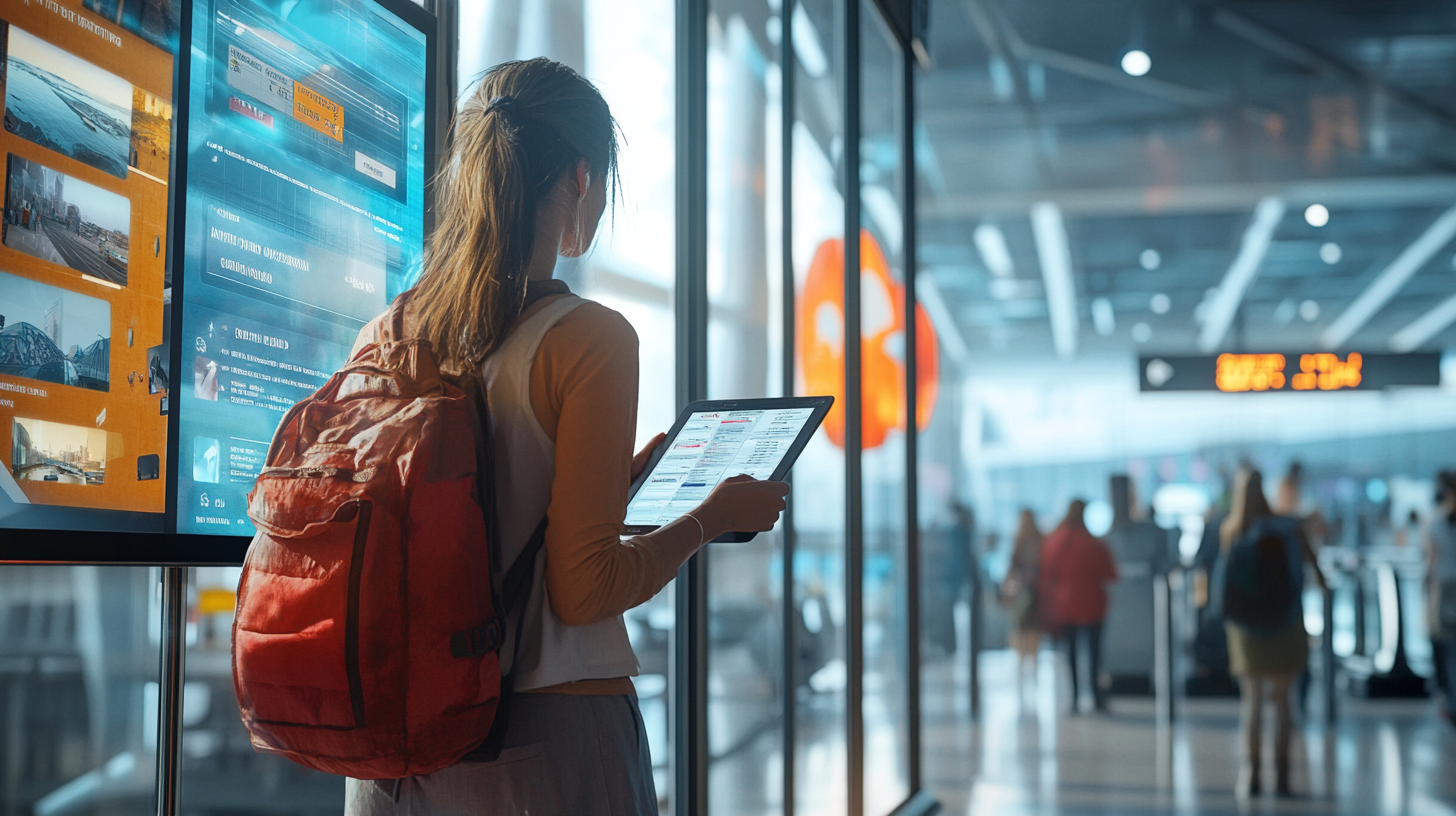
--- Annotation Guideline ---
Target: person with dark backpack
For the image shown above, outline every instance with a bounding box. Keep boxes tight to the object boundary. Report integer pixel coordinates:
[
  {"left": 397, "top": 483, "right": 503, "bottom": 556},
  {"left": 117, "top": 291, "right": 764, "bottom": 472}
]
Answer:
[
  {"left": 234, "top": 58, "right": 789, "bottom": 815},
  {"left": 1220, "top": 467, "right": 1327, "bottom": 799}
]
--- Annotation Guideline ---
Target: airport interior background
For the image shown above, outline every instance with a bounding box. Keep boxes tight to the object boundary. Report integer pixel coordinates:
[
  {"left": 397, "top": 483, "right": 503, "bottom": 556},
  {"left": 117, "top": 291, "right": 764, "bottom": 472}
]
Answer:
[{"left": 4, "top": 0, "right": 1456, "bottom": 815}]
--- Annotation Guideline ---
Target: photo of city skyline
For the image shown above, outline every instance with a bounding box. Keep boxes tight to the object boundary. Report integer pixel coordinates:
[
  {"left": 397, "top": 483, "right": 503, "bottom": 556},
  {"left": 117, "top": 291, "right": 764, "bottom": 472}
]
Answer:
[
  {"left": 4, "top": 24, "right": 133, "bottom": 179},
  {"left": 11, "top": 416, "right": 106, "bottom": 486},
  {"left": 0, "top": 269, "right": 111, "bottom": 392},
  {"left": 5, "top": 153, "right": 131, "bottom": 285}
]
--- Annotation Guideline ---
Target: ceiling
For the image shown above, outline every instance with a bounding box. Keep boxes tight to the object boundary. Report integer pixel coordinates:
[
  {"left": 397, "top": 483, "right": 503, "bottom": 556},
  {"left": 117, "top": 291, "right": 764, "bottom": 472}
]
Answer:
[{"left": 916, "top": 0, "right": 1456, "bottom": 360}]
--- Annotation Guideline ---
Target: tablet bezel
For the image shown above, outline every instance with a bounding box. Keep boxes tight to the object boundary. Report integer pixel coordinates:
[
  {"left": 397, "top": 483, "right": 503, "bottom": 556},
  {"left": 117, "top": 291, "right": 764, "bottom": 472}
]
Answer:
[{"left": 623, "top": 396, "right": 834, "bottom": 537}]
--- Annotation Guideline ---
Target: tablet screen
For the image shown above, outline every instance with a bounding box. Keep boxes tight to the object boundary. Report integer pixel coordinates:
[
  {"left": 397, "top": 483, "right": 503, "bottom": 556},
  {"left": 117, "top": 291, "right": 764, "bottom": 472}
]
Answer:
[{"left": 625, "top": 407, "right": 817, "bottom": 527}]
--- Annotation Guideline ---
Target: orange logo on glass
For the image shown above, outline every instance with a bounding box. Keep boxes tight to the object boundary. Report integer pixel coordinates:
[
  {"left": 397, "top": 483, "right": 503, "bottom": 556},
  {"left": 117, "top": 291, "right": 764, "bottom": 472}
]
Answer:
[{"left": 292, "top": 81, "right": 343, "bottom": 141}]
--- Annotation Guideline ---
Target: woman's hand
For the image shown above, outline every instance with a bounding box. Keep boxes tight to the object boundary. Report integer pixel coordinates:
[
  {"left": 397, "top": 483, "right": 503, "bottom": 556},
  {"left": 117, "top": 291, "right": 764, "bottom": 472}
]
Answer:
[
  {"left": 693, "top": 475, "right": 790, "bottom": 540},
  {"left": 631, "top": 433, "right": 667, "bottom": 481}
]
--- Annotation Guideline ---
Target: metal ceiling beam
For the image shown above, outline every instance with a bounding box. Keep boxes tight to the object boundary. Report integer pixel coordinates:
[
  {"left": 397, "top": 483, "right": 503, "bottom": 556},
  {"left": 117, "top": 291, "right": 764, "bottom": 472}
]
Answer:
[
  {"left": 1322, "top": 204, "right": 1456, "bottom": 349},
  {"left": 1197, "top": 196, "right": 1286, "bottom": 352},
  {"left": 920, "top": 175, "right": 1456, "bottom": 219},
  {"left": 1391, "top": 292, "right": 1456, "bottom": 352}
]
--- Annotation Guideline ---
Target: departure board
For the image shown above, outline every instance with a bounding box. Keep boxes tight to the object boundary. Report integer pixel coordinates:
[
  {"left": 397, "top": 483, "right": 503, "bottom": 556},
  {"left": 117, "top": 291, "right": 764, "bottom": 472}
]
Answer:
[
  {"left": 1139, "top": 352, "right": 1442, "bottom": 393},
  {"left": 174, "top": 0, "right": 430, "bottom": 535}
]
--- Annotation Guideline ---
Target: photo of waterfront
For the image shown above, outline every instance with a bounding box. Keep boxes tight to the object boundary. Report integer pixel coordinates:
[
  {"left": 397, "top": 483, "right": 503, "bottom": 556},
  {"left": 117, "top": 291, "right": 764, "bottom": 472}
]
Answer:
[
  {"left": 0, "top": 269, "right": 111, "bottom": 392},
  {"left": 3, "top": 25, "right": 132, "bottom": 179},
  {"left": 11, "top": 416, "right": 107, "bottom": 486}
]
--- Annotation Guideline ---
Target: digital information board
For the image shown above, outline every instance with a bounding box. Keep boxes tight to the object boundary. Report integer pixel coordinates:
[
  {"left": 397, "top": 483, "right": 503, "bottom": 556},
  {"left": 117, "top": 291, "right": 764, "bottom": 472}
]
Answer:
[
  {"left": 0, "top": 0, "right": 432, "bottom": 561},
  {"left": 0, "top": 0, "right": 179, "bottom": 536},
  {"left": 175, "top": 0, "right": 429, "bottom": 536},
  {"left": 1139, "top": 352, "right": 1443, "bottom": 393}
]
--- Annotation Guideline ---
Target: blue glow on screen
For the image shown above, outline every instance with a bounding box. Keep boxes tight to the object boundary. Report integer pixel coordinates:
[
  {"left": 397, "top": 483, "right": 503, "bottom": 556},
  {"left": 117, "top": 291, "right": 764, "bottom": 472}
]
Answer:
[{"left": 177, "top": 0, "right": 425, "bottom": 534}]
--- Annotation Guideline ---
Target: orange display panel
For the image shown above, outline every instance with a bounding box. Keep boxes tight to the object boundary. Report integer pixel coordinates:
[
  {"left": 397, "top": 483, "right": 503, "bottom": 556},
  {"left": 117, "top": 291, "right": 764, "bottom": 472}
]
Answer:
[
  {"left": 797, "top": 230, "right": 940, "bottom": 450},
  {"left": 0, "top": 2, "right": 174, "bottom": 518}
]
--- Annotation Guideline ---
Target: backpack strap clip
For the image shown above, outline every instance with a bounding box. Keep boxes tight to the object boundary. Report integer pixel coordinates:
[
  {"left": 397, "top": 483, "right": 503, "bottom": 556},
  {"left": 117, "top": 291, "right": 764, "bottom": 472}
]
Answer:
[{"left": 449, "top": 620, "right": 503, "bottom": 659}]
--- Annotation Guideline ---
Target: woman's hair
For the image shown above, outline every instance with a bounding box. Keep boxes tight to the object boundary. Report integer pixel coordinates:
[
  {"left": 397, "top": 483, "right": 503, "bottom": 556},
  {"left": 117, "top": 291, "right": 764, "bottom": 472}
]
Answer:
[
  {"left": 1221, "top": 467, "right": 1273, "bottom": 550},
  {"left": 1439, "top": 470, "right": 1456, "bottom": 524},
  {"left": 414, "top": 58, "right": 618, "bottom": 366},
  {"left": 1015, "top": 509, "right": 1041, "bottom": 543},
  {"left": 1059, "top": 499, "right": 1088, "bottom": 534}
]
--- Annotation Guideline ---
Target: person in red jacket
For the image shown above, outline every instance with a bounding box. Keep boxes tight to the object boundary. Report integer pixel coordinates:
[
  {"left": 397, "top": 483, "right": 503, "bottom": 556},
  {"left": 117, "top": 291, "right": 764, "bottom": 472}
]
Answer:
[{"left": 1038, "top": 498, "right": 1120, "bottom": 713}]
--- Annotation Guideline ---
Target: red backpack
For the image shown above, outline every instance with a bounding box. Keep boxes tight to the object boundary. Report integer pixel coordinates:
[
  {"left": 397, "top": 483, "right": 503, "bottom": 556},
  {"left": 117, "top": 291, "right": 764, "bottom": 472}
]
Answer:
[{"left": 233, "top": 298, "right": 541, "bottom": 779}]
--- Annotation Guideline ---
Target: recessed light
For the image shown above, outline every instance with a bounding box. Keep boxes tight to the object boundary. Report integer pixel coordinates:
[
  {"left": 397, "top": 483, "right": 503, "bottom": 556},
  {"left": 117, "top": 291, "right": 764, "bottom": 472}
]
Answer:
[
  {"left": 1320, "top": 242, "right": 1342, "bottom": 264},
  {"left": 1305, "top": 204, "right": 1329, "bottom": 227},
  {"left": 1132, "top": 322, "right": 1152, "bottom": 343},
  {"left": 1121, "top": 49, "right": 1151, "bottom": 77},
  {"left": 1299, "top": 300, "right": 1320, "bottom": 322},
  {"left": 1150, "top": 293, "right": 1171, "bottom": 314},
  {"left": 1140, "top": 248, "right": 1161, "bottom": 270}
]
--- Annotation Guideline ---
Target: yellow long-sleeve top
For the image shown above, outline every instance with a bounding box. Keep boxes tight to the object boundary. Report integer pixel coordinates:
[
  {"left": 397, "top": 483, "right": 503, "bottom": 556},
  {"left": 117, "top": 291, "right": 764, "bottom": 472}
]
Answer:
[{"left": 512, "top": 280, "right": 669, "bottom": 695}]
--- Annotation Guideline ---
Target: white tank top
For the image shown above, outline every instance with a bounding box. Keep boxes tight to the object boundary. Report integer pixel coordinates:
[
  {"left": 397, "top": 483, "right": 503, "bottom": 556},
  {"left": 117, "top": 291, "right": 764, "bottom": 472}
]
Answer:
[{"left": 354, "top": 294, "right": 639, "bottom": 691}]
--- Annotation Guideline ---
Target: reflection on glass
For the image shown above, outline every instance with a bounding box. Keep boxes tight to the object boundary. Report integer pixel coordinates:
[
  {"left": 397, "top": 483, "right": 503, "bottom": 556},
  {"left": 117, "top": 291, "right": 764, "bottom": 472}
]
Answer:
[
  {"left": 182, "top": 568, "right": 343, "bottom": 809},
  {"left": 706, "top": 2, "right": 786, "bottom": 814},
  {"left": 0, "top": 566, "right": 161, "bottom": 816},
  {"left": 858, "top": 3, "right": 910, "bottom": 812},
  {"left": 792, "top": 0, "right": 848, "bottom": 813},
  {"left": 457, "top": 1, "right": 678, "bottom": 809}
]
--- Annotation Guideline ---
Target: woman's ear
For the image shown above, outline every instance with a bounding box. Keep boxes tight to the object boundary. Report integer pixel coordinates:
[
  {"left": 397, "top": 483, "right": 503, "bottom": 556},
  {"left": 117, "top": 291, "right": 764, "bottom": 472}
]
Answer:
[{"left": 575, "top": 158, "right": 592, "bottom": 200}]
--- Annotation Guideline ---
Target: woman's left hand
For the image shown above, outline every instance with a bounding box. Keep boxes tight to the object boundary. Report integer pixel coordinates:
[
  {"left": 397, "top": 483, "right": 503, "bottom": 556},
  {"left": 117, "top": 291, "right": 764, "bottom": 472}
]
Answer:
[{"left": 631, "top": 433, "right": 667, "bottom": 480}]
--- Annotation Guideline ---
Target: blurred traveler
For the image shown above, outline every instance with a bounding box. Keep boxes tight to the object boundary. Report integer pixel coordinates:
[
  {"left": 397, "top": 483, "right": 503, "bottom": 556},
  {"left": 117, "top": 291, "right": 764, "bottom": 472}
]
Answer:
[
  {"left": 343, "top": 59, "right": 789, "bottom": 815},
  {"left": 1426, "top": 470, "right": 1456, "bottom": 722},
  {"left": 1000, "top": 509, "right": 1043, "bottom": 695},
  {"left": 1220, "top": 468, "right": 1327, "bottom": 798},
  {"left": 1274, "top": 461, "right": 1303, "bottom": 516},
  {"left": 1038, "top": 499, "right": 1119, "bottom": 714}
]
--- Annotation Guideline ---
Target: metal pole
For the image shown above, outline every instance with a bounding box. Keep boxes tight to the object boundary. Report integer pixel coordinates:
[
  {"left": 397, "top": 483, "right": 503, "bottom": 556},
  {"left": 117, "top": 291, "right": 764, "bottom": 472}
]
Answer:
[
  {"left": 968, "top": 561, "right": 981, "bottom": 719},
  {"left": 780, "top": 2, "right": 798, "bottom": 814},
  {"left": 154, "top": 568, "right": 187, "bottom": 816},
  {"left": 1323, "top": 589, "right": 1337, "bottom": 724},
  {"left": 842, "top": 0, "right": 864, "bottom": 812},
  {"left": 901, "top": 32, "right": 922, "bottom": 798},
  {"left": 1154, "top": 572, "right": 1175, "bottom": 724}
]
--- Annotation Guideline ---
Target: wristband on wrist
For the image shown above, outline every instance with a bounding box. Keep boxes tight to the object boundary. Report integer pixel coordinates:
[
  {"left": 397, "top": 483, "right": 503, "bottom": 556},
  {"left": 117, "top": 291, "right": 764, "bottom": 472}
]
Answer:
[{"left": 683, "top": 512, "right": 705, "bottom": 548}]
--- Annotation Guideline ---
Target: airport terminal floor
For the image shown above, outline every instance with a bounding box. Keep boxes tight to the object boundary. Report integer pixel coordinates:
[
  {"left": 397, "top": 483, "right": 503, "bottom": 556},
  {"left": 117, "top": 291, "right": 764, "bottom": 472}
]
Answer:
[{"left": 6, "top": 0, "right": 1456, "bottom": 815}]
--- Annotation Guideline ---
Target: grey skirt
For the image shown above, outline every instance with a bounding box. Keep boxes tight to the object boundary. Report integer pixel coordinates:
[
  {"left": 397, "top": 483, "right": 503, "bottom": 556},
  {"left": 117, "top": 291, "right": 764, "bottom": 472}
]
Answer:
[{"left": 346, "top": 693, "right": 657, "bottom": 816}]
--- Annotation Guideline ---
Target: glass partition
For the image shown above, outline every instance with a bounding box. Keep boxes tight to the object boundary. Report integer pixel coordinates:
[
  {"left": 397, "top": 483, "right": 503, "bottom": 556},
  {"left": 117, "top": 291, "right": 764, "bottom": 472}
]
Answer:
[
  {"left": 0, "top": 566, "right": 161, "bottom": 816},
  {"left": 857, "top": 4, "right": 911, "bottom": 812},
  {"left": 705, "top": 2, "right": 788, "bottom": 815},
  {"left": 790, "top": 0, "right": 849, "bottom": 813}
]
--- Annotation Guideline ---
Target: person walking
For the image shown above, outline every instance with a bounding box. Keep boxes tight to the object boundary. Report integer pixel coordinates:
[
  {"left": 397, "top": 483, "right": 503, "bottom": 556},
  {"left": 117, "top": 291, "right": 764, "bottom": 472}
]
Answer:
[
  {"left": 1001, "top": 509, "right": 1044, "bottom": 698},
  {"left": 344, "top": 58, "right": 789, "bottom": 815},
  {"left": 1038, "top": 499, "right": 1118, "bottom": 714},
  {"left": 1220, "top": 467, "right": 1327, "bottom": 798},
  {"left": 1425, "top": 470, "right": 1456, "bottom": 723}
]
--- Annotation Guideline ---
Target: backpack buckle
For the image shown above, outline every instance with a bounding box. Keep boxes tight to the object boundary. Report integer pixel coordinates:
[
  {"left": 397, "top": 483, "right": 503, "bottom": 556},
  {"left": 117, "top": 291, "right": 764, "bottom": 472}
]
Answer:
[{"left": 450, "top": 621, "right": 502, "bottom": 659}]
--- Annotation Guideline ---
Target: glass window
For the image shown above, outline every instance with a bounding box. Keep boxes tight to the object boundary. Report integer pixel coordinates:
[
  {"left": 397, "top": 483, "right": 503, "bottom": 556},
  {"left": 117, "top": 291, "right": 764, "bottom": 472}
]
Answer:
[
  {"left": 0, "top": 566, "right": 161, "bottom": 816},
  {"left": 457, "top": 2, "right": 679, "bottom": 808},
  {"left": 705, "top": 2, "right": 787, "bottom": 814},
  {"left": 857, "top": 3, "right": 910, "bottom": 813},
  {"left": 790, "top": 0, "right": 848, "bottom": 813}
]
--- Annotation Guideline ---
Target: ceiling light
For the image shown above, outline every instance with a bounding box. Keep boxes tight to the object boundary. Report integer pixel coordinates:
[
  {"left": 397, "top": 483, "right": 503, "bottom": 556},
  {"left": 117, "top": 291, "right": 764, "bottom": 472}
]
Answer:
[
  {"left": 1150, "top": 293, "right": 1171, "bottom": 314},
  {"left": 1140, "top": 248, "right": 1161, "bottom": 270},
  {"left": 1305, "top": 203, "right": 1329, "bottom": 227},
  {"left": 1091, "top": 297, "right": 1115, "bottom": 336},
  {"left": 1198, "top": 197, "right": 1286, "bottom": 352},
  {"left": 1300, "top": 300, "right": 1320, "bottom": 322},
  {"left": 1273, "top": 299, "right": 1297, "bottom": 326},
  {"left": 973, "top": 223, "right": 1015, "bottom": 278},
  {"left": 1030, "top": 202, "right": 1080, "bottom": 360},
  {"left": 1322, "top": 204, "right": 1456, "bottom": 348},
  {"left": 1320, "top": 242, "right": 1342, "bottom": 265},
  {"left": 1132, "top": 322, "right": 1152, "bottom": 343},
  {"left": 1121, "top": 49, "right": 1151, "bottom": 77}
]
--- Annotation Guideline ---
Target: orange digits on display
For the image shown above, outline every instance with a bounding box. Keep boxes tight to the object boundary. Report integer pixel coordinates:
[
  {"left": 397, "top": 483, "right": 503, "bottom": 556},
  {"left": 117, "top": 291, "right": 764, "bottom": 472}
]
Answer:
[
  {"left": 1215, "top": 354, "right": 1287, "bottom": 392},
  {"left": 1292, "top": 352, "right": 1362, "bottom": 391},
  {"left": 797, "top": 231, "right": 940, "bottom": 449}
]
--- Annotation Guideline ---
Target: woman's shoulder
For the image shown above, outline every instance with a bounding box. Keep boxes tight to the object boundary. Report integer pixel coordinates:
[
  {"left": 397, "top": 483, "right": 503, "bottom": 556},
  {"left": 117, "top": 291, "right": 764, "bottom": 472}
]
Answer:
[{"left": 545, "top": 296, "right": 639, "bottom": 348}]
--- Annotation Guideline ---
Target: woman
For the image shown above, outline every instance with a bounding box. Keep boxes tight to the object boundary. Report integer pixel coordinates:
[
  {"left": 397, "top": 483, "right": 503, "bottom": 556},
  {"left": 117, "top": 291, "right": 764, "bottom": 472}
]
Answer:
[
  {"left": 1425, "top": 470, "right": 1456, "bottom": 723},
  {"left": 1221, "top": 468, "right": 1327, "bottom": 798},
  {"left": 1037, "top": 499, "right": 1118, "bottom": 714},
  {"left": 1001, "top": 509, "right": 1044, "bottom": 694},
  {"left": 346, "top": 59, "right": 789, "bottom": 815}
]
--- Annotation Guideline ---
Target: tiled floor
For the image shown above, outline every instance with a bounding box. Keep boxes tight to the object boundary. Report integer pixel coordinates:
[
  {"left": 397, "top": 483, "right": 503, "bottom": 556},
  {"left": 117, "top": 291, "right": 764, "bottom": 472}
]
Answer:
[{"left": 923, "top": 649, "right": 1456, "bottom": 816}]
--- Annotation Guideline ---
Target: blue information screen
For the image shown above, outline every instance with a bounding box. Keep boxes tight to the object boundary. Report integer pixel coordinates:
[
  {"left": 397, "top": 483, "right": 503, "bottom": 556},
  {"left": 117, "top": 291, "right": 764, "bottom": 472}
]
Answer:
[{"left": 177, "top": 0, "right": 426, "bottom": 535}]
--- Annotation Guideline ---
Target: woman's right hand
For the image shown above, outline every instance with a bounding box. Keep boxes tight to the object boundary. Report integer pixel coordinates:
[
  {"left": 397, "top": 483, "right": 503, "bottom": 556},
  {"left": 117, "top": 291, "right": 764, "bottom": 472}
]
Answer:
[{"left": 694, "top": 475, "right": 790, "bottom": 540}]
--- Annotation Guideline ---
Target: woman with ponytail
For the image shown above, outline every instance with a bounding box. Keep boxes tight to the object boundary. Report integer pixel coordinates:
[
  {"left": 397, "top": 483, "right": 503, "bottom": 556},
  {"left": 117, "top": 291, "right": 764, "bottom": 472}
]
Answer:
[
  {"left": 1426, "top": 470, "right": 1456, "bottom": 724},
  {"left": 346, "top": 58, "right": 788, "bottom": 815}
]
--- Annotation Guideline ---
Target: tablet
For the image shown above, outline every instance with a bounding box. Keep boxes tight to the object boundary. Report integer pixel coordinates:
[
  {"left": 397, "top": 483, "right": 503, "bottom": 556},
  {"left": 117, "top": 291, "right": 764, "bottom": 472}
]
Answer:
[{"left": 624, "top": 396, "right": 834, "bottom": 539}]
